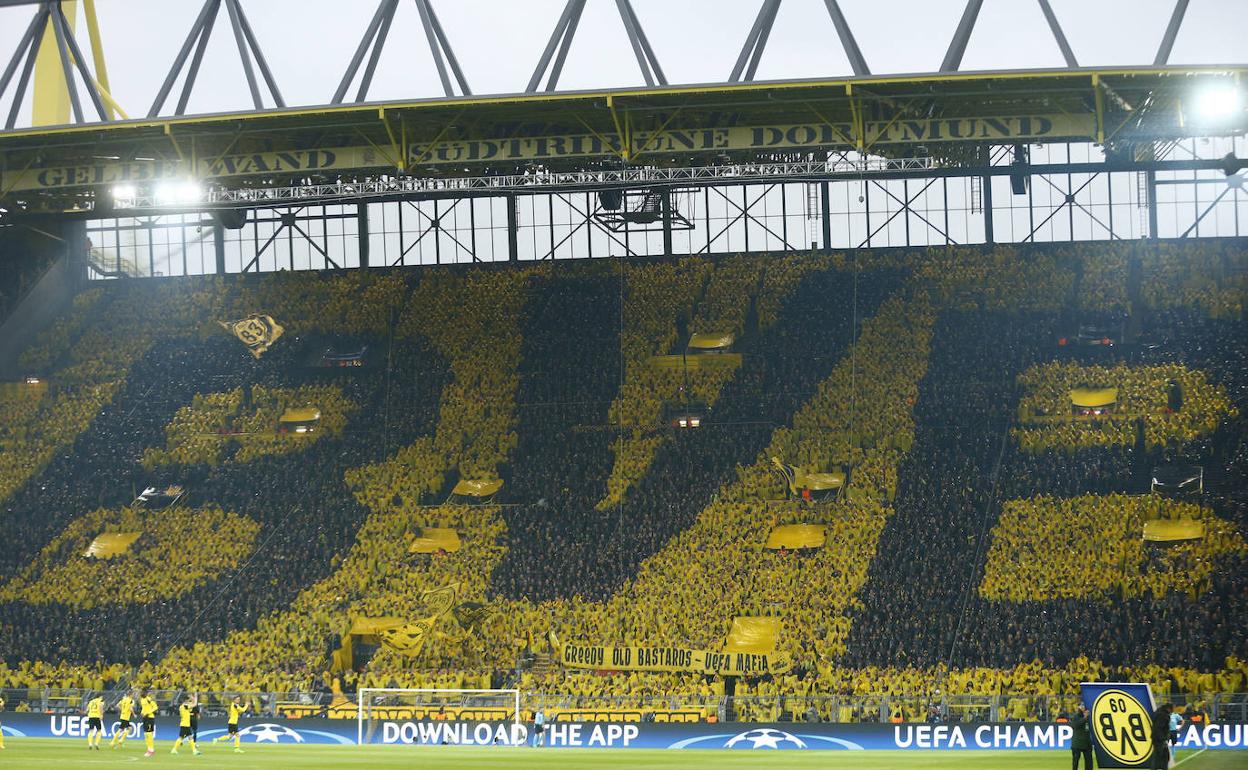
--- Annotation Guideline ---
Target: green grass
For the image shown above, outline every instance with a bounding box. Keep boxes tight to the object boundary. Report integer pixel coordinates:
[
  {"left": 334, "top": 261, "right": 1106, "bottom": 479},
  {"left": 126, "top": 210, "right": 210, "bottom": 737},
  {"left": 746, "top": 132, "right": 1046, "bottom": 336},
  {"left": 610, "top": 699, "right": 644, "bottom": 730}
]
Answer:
[{"left": 1, "top": 739, "right": 1244, "bottom": 770}]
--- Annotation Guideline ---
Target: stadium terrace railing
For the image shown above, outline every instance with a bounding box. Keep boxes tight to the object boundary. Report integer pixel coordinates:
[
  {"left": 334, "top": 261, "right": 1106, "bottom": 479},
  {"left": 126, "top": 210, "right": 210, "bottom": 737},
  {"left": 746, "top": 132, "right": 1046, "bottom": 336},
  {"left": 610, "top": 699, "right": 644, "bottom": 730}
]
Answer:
[
  {"left": 4, "top": 688, "right": 1245, "bottom": 724},
  {"left": 0, "top": 687, "right": 326, "bottom": 720}
]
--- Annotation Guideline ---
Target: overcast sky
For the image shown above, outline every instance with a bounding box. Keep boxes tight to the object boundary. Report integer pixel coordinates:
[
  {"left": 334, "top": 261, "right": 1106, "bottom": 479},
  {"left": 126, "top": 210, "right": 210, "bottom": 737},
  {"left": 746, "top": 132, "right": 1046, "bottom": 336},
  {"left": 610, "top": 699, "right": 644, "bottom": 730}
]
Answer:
[{"left": 0, "top": 0, "right": 1244, "bottom": 126}]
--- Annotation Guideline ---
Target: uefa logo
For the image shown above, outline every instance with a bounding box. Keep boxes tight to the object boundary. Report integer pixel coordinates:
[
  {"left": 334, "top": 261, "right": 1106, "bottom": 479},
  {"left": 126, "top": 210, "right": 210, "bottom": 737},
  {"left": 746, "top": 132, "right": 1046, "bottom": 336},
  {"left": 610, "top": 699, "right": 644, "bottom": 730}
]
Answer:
[
  {"left": 725, "top": 728, "right": 808, "bottom": 749},
  {"left": 236, "top": 723, "right": 305, "bottom": 744},
  {"left": 668, "top": 727, "right": 864, "bottom": 750}
]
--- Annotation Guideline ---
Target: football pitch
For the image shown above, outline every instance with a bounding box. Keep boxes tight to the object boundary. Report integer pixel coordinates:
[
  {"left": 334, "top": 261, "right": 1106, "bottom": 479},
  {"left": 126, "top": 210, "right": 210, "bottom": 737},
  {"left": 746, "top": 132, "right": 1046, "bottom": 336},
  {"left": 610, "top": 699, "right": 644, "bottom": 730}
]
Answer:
[{"left": 3, "top": 740, "right": 1245, "bottom": 770}]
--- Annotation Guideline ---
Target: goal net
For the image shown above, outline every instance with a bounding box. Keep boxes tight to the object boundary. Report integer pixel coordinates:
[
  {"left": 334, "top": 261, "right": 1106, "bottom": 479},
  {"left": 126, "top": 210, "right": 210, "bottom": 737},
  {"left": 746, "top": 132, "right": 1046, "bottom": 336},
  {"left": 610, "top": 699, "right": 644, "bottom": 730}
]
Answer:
[{"left": 356, "top": 688, "right": 523, "bottom": 746}]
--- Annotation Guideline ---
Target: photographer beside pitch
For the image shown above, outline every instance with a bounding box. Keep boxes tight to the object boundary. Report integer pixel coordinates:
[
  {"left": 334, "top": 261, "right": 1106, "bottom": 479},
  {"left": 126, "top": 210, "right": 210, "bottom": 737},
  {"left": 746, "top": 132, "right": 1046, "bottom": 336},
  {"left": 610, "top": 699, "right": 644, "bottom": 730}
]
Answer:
[
  {"left": 1150, "top": 703, "right": 1173, "bottom": 770},
  {"left": 1070, "top": 704, "right": 1094, "bottom": 770}
]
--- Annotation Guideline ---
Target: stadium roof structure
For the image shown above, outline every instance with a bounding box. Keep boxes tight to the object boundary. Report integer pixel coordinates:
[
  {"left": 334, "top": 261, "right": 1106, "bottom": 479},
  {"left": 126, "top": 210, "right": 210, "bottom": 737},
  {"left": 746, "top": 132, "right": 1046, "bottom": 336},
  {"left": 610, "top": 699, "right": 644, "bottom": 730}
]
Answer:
[
  {"left": 0, "top": 0, "right": 1245, "bottom": 258},
  {"left": 1, "top": 66, "right": 1245, "bottom": 214}
]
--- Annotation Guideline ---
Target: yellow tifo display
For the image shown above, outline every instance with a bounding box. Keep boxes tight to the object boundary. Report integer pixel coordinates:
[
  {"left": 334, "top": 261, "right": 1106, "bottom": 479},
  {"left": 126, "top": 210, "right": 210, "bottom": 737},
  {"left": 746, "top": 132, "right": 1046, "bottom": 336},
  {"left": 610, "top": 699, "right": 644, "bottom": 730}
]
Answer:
[
  {"left": 1013, "top": 362, "right": 1234, "bottom": 452},
  {"left": 0, "top": 505, "right": 259, "bottom": 609},
  {"left": 599, "top": 254, "right": 831, "bottom": 511},
  {"left": 136, "top": 274, "right": 933, "bottom": 697},
  {"left": 142, "top": 384, "right": 356, "bottom": 468},
  {"left": 157, "top": 268, "right": 541, "bottom": 693},
  {"left": 979, "top": 494, "right": 1247, "bottom": 602}
]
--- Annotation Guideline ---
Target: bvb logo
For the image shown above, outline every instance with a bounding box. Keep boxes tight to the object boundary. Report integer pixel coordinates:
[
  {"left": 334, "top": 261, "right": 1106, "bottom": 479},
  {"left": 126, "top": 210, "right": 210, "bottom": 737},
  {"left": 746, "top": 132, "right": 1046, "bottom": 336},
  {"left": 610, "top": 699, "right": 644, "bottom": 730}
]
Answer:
[{"left": 1091, "top": 689, "right": 1153, "bottom": 765}]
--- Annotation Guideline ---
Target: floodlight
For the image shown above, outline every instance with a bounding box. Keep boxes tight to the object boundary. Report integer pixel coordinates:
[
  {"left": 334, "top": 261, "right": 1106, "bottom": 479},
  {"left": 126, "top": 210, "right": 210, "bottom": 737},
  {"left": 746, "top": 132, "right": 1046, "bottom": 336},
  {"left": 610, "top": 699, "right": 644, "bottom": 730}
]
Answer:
[
  {"left": 155, "top": 180, "right": 203, "bottom": 205},
  {"left": 112, "top": 184, "right": 137, "bottom": 204},
  {"left": 1195, "top": 86, "right": 1241, "bottom": 119},
  {"left": 175, "top": 180, "right": 203, "bottom": 203}
]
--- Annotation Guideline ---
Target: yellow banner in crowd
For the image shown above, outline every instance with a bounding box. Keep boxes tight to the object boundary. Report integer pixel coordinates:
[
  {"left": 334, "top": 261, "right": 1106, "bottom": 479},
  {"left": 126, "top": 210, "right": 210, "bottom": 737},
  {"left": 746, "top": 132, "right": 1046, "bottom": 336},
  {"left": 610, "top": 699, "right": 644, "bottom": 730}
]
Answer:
[
  {"left": 559, "top": 643, "right": 791, "bottom": 676},
  {"left": 349, "top": 583, "right": 464, "bottom": 658},
  {"left": 218, "top": 314, "right": 284, "bottom": 359},
  {"left": 725, "top": 616, "right": 781, "bottom": 654}
]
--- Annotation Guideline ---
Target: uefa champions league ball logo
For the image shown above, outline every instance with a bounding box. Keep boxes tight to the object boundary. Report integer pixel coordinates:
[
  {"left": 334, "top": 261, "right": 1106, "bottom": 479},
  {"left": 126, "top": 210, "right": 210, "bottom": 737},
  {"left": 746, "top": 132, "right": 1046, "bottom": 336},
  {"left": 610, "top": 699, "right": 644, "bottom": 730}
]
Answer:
[
  {"left": 237, "top": 723, "right": 305, "bottom": 743},
  {"left": 724, "top": 728, "right": 808, "bottom": 749}
]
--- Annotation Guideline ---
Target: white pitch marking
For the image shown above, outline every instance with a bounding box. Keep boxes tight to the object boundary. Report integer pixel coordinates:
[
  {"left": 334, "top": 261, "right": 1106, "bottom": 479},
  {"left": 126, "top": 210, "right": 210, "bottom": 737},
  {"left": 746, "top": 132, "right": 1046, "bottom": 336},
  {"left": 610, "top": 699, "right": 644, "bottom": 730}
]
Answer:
[{"left": 1173, "top": 747, "right": 1208, "bottom": 767}]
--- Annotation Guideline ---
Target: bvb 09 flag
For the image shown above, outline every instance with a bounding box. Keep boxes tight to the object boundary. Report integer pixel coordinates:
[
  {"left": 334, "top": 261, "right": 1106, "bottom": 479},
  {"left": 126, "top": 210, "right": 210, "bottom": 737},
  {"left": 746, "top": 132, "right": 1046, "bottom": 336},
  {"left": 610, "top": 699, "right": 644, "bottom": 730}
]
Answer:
[
  {"left": 219, "top": 314, "right": 285, "bottom": 358},
  {"left": 1079, "top": 682, "right": 1158, "bottom": 768}
]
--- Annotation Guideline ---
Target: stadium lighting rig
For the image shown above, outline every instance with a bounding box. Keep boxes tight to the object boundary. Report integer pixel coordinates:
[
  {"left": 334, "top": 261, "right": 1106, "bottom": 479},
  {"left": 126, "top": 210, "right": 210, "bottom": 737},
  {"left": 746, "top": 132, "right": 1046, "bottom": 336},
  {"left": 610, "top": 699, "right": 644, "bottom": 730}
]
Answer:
[
  {"left": 112, "top": 179, "right": 204, "bottom": 209},
  {"left": 1194, "top": 85, "right": 1242, "bottom": 120},
  {"left": 107, "top": 156, "right": 936, "bottom": 213}
]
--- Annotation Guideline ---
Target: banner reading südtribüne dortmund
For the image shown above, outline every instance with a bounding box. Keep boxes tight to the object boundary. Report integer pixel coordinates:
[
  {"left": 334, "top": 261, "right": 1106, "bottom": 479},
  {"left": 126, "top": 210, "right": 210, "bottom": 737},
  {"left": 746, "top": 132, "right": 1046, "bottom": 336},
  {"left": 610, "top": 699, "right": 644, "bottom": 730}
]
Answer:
[
  {"left": 559, "top": 643, "right": 791, "bottom": 676},
  {"left": 406, "top": 116, "right": 1092, "bottom": 166},
  {"left": 3, "top": 115, "right": 1093, "bottom": 192}
]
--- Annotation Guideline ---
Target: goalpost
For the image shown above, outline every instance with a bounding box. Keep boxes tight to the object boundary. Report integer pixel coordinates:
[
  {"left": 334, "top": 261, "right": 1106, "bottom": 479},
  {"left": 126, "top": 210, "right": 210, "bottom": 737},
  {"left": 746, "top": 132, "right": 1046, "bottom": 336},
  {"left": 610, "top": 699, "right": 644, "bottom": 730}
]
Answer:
[{"left": 356, "top": 687, "right": 522, "bottom": 746}]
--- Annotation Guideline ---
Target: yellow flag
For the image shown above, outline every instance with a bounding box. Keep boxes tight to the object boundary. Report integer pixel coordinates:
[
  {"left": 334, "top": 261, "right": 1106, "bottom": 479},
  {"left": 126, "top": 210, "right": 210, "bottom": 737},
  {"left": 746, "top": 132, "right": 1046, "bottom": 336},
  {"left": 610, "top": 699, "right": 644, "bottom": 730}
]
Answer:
[
  {"left": 421, "top": 582, "right": 460, "bottom": 618},
  {"left": 218, "top": 314, "right": 285, "bottom": 358},
  {"left": 379, "top": 617, "right": 436, "bottom": 657}
]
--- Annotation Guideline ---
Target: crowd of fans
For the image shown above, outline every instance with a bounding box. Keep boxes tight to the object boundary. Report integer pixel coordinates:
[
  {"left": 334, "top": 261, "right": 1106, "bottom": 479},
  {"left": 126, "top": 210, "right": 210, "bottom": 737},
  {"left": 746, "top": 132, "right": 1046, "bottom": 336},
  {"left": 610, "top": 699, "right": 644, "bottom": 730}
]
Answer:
[
  {"left": 1014, "top": 361, "right": 1234, "bottom": 452},
  {"left": 0, "top": 269, "right": 449, "bottom": 675},
  {"left": 0, "top": 241, "right": 1244, "bottom": 715},
  {"left": 981, "top": 493, "right": 1246, "bottom": 602},
  {"left": 141, "top": 384, "right": 357, "bottom": 467},
  {"left": 0, "top": 504, "right": 260, "bottom": 609},
  {"left": 845, "top": 244, "right": 1246, "bottom": 683}
]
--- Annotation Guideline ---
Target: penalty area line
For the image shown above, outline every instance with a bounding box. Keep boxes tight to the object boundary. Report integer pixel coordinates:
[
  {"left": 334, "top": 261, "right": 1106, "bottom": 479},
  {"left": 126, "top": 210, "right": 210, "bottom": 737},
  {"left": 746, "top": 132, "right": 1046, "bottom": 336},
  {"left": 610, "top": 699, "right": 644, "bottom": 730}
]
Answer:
[{"left": 1173, "top": 747, "right": 1207, "bottom": 767}]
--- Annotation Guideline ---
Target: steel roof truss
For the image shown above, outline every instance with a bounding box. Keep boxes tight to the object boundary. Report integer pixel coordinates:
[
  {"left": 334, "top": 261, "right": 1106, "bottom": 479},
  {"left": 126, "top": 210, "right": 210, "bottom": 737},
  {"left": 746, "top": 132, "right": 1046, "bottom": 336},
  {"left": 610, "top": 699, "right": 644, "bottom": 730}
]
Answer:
[
  {"left": 732, "top": 0, "right": 870, "bottom": 82},
  {"left": 335, "top": 0, "right": 469, "bottom": 103},
  {"left": 529, "top": 0, "right": 666, "bottom": 92},
  {"left": 0, "top": 4, "right": 48, "bottom": 129},
  {"left": 149, "top": 0, "right": 284, "bottom": 118}
]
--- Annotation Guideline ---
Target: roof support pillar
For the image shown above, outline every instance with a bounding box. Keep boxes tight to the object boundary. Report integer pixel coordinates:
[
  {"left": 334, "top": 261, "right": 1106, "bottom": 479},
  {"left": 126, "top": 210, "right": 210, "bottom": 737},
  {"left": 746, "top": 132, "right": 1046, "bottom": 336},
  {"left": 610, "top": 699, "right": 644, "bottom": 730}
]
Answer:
[
  {"left": 527, "top": 0, "right": 584, "bottom": 92},
  {"left": 615, "top": 0, "right": 666, "bottom": 86},
  {"left": 730, "top": 0, "right": 780, "bottom": 82},
  {"left": 1153, "top": 0, "right": 1189, "bottom": 65},
  {"left": 982, "top": 174, "right": 994, "bottom": 244},
  {"left": 940, "top": 0, "right": 983, "bottom": 73},
  {"left": 48, "top": 0, "right": 84, "bottom": 123},
  {"left": 0, "top": 4, "right": 49, "bottom": 128},
  {"left": 1036, "top": 0, "right": 1078, "bottom": 68},
  {"left": 149, "top": 0, "right": 284, "bottom": 117},
  {"left": 529, "top": 0, "right": 664, "bottom": 92},
  {"left": 334, "top": 0, "right": 468, "bottom": 103},
  {"left": 732, "top": 0, "right": 870, "bottom": 81},
  {"left": 823, "top": 0, "right": 870, "bottom": 76}
]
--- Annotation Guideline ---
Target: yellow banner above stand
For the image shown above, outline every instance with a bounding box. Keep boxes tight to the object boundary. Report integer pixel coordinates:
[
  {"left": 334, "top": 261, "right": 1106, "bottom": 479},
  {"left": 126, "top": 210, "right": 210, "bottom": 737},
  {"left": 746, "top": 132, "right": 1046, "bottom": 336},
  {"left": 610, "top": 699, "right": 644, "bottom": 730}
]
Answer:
[{"left": 84, "top": 532, "right": 141, "bottom": 558}]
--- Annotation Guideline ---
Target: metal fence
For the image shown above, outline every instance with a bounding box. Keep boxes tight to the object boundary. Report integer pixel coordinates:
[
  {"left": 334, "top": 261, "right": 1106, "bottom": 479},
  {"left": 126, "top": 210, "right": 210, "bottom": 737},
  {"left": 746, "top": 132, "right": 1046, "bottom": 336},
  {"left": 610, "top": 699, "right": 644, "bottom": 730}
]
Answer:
[{"left": 4, "top": 687, "right": 1244, "bottom": 724}]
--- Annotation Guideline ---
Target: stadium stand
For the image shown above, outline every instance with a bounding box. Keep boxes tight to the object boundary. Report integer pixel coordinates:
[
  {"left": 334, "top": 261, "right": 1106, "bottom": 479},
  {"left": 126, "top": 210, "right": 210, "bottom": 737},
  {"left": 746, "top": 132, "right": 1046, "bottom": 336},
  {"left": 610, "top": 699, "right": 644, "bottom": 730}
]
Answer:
[{"left": 0, "top": 241, "right": 1244, "bottom": 723}]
